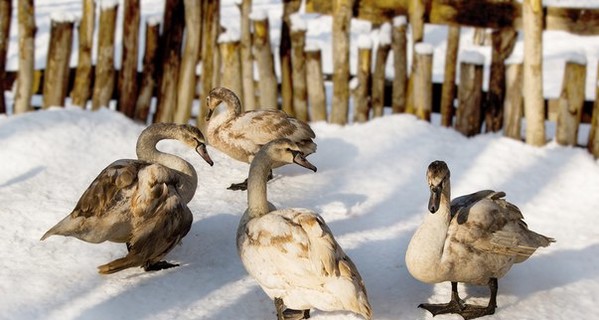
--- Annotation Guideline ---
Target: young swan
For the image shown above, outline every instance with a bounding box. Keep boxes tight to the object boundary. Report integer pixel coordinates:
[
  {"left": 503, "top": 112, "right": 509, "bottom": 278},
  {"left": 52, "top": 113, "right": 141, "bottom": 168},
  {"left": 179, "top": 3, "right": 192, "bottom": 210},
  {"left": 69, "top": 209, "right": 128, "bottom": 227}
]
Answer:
[
  {"left": 41, "top": 123, "right": 214, "bottom": 274},
  {"left": 205, "top": 86, "right": 316, "bottom": 190},
  {"left": 237, "top": 139, "right": 372, "bottom": 320},
  {"left": 406, "top": 160, "right": 554, "bottom": 319}
]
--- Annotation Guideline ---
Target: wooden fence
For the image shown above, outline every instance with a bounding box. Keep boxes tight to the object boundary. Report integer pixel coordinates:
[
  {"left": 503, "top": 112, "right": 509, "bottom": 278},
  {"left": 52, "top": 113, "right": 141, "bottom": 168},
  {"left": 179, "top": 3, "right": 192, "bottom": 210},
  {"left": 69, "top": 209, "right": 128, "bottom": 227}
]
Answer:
[{"left": 1, "top": 0, "right": 599, "bottom": 158}]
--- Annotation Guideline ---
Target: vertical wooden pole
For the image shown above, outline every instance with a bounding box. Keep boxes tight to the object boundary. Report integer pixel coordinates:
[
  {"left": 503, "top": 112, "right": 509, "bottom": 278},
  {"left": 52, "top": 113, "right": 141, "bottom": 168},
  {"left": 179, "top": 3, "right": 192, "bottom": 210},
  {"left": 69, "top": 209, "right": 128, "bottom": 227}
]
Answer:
[
  {"left": 371, "top": 23, "right": 391, "bottom": 118},
  {"left": 330, "top": 0, "right": 355, "bottom": 125},
  {"left": 522, "top": 0, "right": 545, "bottom": 146},
  {"left": 353, "top": 35, "right": 372, "bottom": 123},
  {"left": 71, "top": 0, "right": 94, "bottom": 108},
  {"left": 238, "top": 0, "right": 255, "bottom": 111},
  {"left": 218, "top": 37, "right": 243, "bottom": 100},
  {"left": 14, "top": 0, "right": 35, "bottom": 114},
  {"left": 455, "top": 53, "right": 485, "bottom": 137},
  {"left": 406, "top": 0, "right": 426, "bottom": 115},
  {"left": 197, "top": 0, "right": 220, "bottom": 129},
  {"left": 135, "top": 20, "right": 160, "bottom": 122},
  {"left": 117, "top": 0, "right": 140, "bottom": 118},
  {"left": 556, "top": 59, "right": 586, "bottom": 146},
  {"left": 290, "top": 16, "right": 308, "bottom": 121},
  {"left": 0, "top": 0, "right": 12, "bottom": 114},
  {"left": 413, "top": 43, "right": 433, "bottom": 122},
  {"left": 92, "top": 3, "right": 118, "bottom": 110},
  {"left": 391, "top": 16, "right": 407, "bottom": 114},
  {"left": 174, "top": 0, "right": 202, "bottom": 124},
  {"left": 503, "top": 62, "right": 524, "bottom": 140},
  {"left": 43, "top": 17, "right": 74, "bottom": 109},
  {"left": 252, "top": 12, "right": 278, "bottom": 110},
  {"left": 280, "top": 0, "right": 301, "bottom": 115},
  {"left": 588, "top": 62, "right": 599, "bottom": 157},
  {"left": 440, "top": 25, "right": 460, "bottom": 127},
  {"left": 305, "top": 46, "right": 327, "bottom": 122}
]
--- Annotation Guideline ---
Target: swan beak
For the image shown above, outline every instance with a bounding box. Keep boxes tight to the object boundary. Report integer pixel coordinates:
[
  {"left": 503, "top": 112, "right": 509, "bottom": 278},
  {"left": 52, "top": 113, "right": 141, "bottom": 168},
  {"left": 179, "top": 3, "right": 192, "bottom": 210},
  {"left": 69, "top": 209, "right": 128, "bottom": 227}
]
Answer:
[
  {"left": 205, "top": 109, "right": 214, "bottom": 122},
  {"left": 428, "top": 186, "right": 441, "bottom": 213},
  {"left": 196, "top": 143, "right": 214, "bottom": 166},
  {"left": 292, "top": 151, "right": 317, "bottom": 172}
]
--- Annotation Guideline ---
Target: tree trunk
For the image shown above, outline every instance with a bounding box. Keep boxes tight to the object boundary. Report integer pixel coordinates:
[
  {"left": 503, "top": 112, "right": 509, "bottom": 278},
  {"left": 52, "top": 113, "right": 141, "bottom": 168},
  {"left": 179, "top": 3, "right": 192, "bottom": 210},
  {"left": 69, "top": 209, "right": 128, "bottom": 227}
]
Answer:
[
  {"left": 43, "top": 18, "right": 74, "bottom": 109},
  {"left": 372, "top": 35, "right": 391, "bottom": 118},
  {"left": 0, "top": 0, "right": 12, "bottom": 114},
  {"left": 556, "top": 60, "right": 586, "bottom": 146},
  {"left": 391, "top": 17, "right": 407, "bottom": 114},
  {"left": 455, "top": 60, "right": 484, "bottom": 137},
  {"left": 440, "top": 25, "right": 459, "bottom": 126},
  {"left": 238, "top": 0, "right": 255, "bottom": 111},
  {"left": 135, "top": 20, "right": 160, "bottom": 122},
  {"left": 117, "top": 0, "right": 140, "bottom": 118},
  {"left": 252, "top": 15, "right": 278, "bottom": 110},
  {"left": 406, "top": 0, "right": 426, "bottom": 115},
  {"left": 14, "top": 0, "right": 35, "bottom": 114},
  {"left": 413, "top": 43, "right": 433, "bottom": 121},
  {"left": 353, "top": 46, "right": 371, "bottom": 123},
  {"left": 330, "top": 0, "right": 355, "bottom": 125},
  {"left": 70, "top": 0, "right": 94, "bottom": 108},
  {"left": 219, "top": 40, "right": 243, "bottom": 102},
  {"left": 280, "top": 0, "right": 302, "bottom": 115},
  {"left": 588, "top": 62, "right": 599, "bottom": 158},
  {"left": 305, "top": 48, "right": 327, "bottom": 122},
  {"left": 503, "top": 63, "right": 523, "bottom": 140},
  {"left": 92, "top": 4, "right": 118, "bottom": 110},
  {"left": 196, "top": 0, "right": 220, "bottom": 130},
  {"left": 291, "top": 29, "right": 308, "bottom": 121}
]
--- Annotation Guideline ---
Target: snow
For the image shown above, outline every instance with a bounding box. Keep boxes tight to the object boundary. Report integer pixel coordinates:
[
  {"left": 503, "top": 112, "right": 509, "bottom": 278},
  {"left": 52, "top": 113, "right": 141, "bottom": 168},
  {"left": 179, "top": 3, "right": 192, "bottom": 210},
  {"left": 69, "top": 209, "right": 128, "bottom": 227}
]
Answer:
[
  {"left": 290, "top": 13, "right": 308, "bottom": 32},
  {"left": 249, "top": 9, "right": 268, "bottom": 21},
  {"left": 378, "top": 23, "right": 392, "bottom": 46},
  {"left": 357, "top": 34, "right": 373, "bottom": 49},
  {"left": 217, "top": 30, "right": 241, "bottom": 44},
  {"left": 393, "top": 16, "right": 408, "bottom": 27},
  {"left": 415, "top": 42, "right": 434, "bottom": 55},
  {"left": 460, "top": 50, "right": 486, "bottom": 65}
]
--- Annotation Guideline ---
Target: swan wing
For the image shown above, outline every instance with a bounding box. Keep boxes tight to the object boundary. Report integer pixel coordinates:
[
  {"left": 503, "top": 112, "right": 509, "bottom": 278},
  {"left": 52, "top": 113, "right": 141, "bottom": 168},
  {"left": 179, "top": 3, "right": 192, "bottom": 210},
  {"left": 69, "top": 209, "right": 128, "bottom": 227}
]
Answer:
[{"left": 232, "top": 110, "right": 315, "bottom": 144}]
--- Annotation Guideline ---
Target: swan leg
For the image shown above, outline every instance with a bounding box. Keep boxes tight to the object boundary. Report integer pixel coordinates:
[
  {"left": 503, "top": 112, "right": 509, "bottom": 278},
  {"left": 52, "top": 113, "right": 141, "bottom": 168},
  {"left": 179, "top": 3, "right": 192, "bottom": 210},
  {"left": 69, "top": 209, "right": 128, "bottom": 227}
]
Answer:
[
  {"left": 144, "top": 260, "right": 180, "bottom": 271},
  {"left": 419, "top": 282, "right": 466, "bottom": 316},
  {"left": 457, "top": 278, "right": 498, "bottom": 320},
  {"left": 274, "top": 298, "right": 310, "bottom": 320}
]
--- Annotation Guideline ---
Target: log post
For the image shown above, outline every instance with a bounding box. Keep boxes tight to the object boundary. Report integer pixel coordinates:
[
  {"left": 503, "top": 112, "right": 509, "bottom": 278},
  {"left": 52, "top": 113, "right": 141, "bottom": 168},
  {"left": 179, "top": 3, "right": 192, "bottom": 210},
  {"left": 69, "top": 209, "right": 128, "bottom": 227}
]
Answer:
[
  {"left": 117, "top": 0, "right": 140, "bottom": 118},
  {"left": 522, "top": 0, "right": 545, "bottom": 146},
  {"left": 353, "top": 34, "right": 372, "bottom": 123},
  {"left": 251, "top": 11, "right": 278, "bottom": 110},
  {"left": 92, "top": 3, "right": 118, "bottom": 110},
  {"left": 556, "top": 57, "right": 586, "bottom": 146},
  {"left": 485, "top": 27, "right": 518, "bottom": 132},
  {"left": 173, "top": 0, "right": 202, "bottom": 124},
  {"left": 406, "top": 0, "right": 426, "bottom": 115},
  {"left": 371, "top": 23, "right": 391, "bottom": 118},
  {"left": 391, "top": 16, "right": 407, "bottom": 114},
  {"left": 305, "top": 45, "right": 327, "bottom": 122},
  {"left": 330, "top": 0, "right": 355, "bottom": 125},
  {"left": 218, "top": 35, "right": 243, "bottom": 101},
  {"left": 280, "top": 0, "right": 301, "bottom": 115},
  {"left": 413, "top": 42, "right": 433, "bottom": 122},
  {"left": 588, "top": 61, "right": 599, "bottom": 158},
  {"left": 0, "top": 0, "right": 11, "bottom": 114},
  {"left": 290, "top": 14, "right": 308, "bottom": 121},
  {"left": 135, "top": 20, "right": 160, "bottom": 122},
  {"left": 14, "top": 0, "right": 35, "bottom": 114},
  {"left": 43, "top": 15, "right": 74, "bottom": 109},
  {"left": 503, "top": 62, "right": 524, "bottom": 140},
  {"left": 196, "top": 0, "right": 219, "bottom": 130},
  {"left": 238, "top": 0, "right": 255, "bottom": 111},
  {"left": 440, "top": 25, "right": 460, "bottom": 127},
  {"left": 70, "top": 0, "right": 94, "bottom": 108},
  {"left": 455, "top": 51, "right": 485, "bottom": 137}
]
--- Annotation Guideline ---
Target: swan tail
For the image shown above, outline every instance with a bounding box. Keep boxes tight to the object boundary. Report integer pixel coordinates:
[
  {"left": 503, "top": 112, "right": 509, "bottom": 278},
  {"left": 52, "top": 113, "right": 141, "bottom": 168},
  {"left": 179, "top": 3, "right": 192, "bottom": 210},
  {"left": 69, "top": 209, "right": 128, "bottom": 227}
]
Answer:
[{"left": 97, "top": 255, "right": 142, "bottom": 274}]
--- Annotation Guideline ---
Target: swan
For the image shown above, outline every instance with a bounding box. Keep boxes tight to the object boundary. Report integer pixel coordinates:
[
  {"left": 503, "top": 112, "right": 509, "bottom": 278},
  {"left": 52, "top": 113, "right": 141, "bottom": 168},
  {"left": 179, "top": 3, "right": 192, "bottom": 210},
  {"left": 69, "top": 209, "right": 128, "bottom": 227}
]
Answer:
[
  {"left": 40, "top": 123, "right": 214, "bottom": 274},
  {"left": 405, "top": 160, "right": 554, "bottom": 319},
  {"left": 205, "top": 86, "right": 317, "bottom": 190},
  {"left": 237, "top": 139, "right": 372, "bottom": 320}
]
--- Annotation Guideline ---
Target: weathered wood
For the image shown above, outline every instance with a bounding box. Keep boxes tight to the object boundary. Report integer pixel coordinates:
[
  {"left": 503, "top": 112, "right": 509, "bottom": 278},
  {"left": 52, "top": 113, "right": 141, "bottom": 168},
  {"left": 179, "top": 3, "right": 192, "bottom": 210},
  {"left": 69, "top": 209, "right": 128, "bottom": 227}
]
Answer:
[
  {"left": 174, "top": 0, "right": 202, "bottom": 124},
  {"left": 155, "top": 0, "right": 185, "bottom": 123},
  {"left": 522, "top": 0, "right": 545, "bottom": 146},
  {"left": 135, "top": 21, "right": 160, "bottom": 122},
  {"left": 280, "top": 0, "right": 302, "bottom": 115},
  {"left": 0, "top": 0, "right": 11, "bottom": 114},
  {"left": 503, "top": 62, "right": 524, "bottom": 140},
  {"left": 405, "top": 0, "right": 426, "bottom": 115},
  {"left": 556, "top": 60, "right": 586, "bottom": 146},
  {"left": 218, "top": 39, "right": 243, "bottom": 103},
  {"left": 372, "top": 24, "right": 391, "bottom": 118},
  {"left": 71, "top": 0, "right": 94, "bottom": 108},
  {"left": 117, "top": 0, "right": 140, "bottom": 118},
  {"left": 252, "top": 14, "right": 278, "bottom": 109},
  {"left": 439, "top": 25, "right": 459, "bottom": 126},
  {"left": 413, "top": 43, "right": 433, "bottom": 121},
  {"left": 14, "top": 0, "right": 35, "bottom": 114},
  {"left": 305, "top": 48, "right": 327, "bottom": 122},
  {"left": 588, "top": 62, "right": 599, "bottom": 157},
  {"left": 43, "top": 18, "right": 74, "bottom": 109},
  {"left": 485, "top": 27, "right": 517, "bottom": 132},
  {"left": 196, "top": 0, "right": 219, "bottom": 129},
  {"left": 455, "top": 59, "right": 484, "bottom": 137},
  {"left": 92, "top": 3, "right": 118, "bottom": 110},
  {"left": 330, "top": 0, "right": 355, "bottom": 125},
  {"left": 353, "top": 38, "right": 372, "bottom": 123},
  {"left": 238, "top": 0, "right": 256, "bottom": 111},
  {"left": 291, "top": 28, "right": 308, "bottom": 121},
  {"left": 391, "top": 17, "right": 407, "bottom": 114}
]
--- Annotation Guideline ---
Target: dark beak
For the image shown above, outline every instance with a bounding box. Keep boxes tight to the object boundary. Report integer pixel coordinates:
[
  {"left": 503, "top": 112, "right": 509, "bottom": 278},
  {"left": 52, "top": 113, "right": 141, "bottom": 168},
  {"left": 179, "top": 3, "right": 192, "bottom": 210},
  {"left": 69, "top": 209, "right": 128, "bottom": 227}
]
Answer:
[
  {"left": 292, "top": 151, "right": 317, "bottom": 172},
  {"left": 196, "top": 143, "right": 214, "bottom": 166},
  {"left": 428, "top": 186, "right": 441, "bottom": 213},
  {"left": 205, "top": 108, "right": 214, "bottom": 122}
]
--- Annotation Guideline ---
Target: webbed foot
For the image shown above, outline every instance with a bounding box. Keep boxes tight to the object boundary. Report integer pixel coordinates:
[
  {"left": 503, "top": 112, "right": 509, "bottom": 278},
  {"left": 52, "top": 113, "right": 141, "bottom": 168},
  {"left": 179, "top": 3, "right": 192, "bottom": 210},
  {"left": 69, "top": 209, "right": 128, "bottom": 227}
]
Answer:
[
  {"left": 457, "top": 304, "right": 496, "bottom": 320},
  {"left": 228, "top": 179, "right": 248, "bottom": 191},
  {"left": 144, "top": 261, "right": 179, "bottom": 271},
  {"left": 419, "top": 298, "right": 465, "bottom": 316}
]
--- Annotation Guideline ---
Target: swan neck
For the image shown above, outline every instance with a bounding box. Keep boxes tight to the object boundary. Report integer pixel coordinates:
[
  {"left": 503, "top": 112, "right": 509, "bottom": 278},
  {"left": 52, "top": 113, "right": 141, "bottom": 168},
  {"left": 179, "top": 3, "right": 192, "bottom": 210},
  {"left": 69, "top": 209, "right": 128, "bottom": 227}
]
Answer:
[{"left": 247, "top": 151, "right": 272, "bottom": 218}]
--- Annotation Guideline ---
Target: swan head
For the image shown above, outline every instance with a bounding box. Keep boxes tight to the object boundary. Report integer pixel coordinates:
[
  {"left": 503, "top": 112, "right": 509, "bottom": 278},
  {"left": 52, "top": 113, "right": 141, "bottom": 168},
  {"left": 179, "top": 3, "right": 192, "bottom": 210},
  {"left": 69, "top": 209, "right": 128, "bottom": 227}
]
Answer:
[
  {"left": 205, "top": 86, "right": 241, "bottom": 121},
  {"left": 262, "top": 138, "right": 317, "bottom": 172},
  {"left": 180, "top": 124, "right": 214, "bottom": 166},
  {"left": 427, "top": 160, "right": 450, "bottom": 213}
]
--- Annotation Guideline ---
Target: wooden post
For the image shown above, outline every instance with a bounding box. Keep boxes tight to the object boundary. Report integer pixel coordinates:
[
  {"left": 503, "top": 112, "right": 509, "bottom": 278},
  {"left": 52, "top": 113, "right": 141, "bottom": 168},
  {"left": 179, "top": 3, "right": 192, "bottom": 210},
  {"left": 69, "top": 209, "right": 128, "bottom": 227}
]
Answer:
[
  {"left": 413, "top": 42, "right": 433, "bottom": 122},
  {"left": 455, "top": 51, "right": 484, "bottom": 137},
  {"left": 305, "top": 45, "right": 327, "bottom": 122},
  {"left": 42, "top": 16, "right": 74, "bottom": 109},
  {"left": 522, "top": 0, "right": 545, "bottom": 146},
  {"left": 173, "top": 0, "right": 202, "bottom": 124},
  {"left": 92, "top": 3, "right": 118, "bottom": 110},
  {"left": 391, "top": 16, "right": 407, "bottom": 114},
  {"left": 353, "top": 35, "right": 372, "bottom": 123},
  {"left": 218, "top": 36, "right": 243, "bottom": 101},
  {"left": 290, "top": 14, "right": 308, "bottom": 121},
  {"left": 0, "top": 0, "right": 11, "bottom": 114},
  {"left": 330, "top": 0, "right": 355, "bottom": 125},
  {"left": 588, "top": 62, "right": 599, "bottom": 157},
  {"left": 238, "top": 0, "right": 256, "bottom": 111},
  {"left": 503, "top": 62, "right": 524, "bottom": 140},
  {"left": 197, "top": 0, "right": 220, "bottom": 129},
  {"left": 155, "top": 0, "right": 185, "bottom": 123},
  {"left": 556, "top": 58, "right": 586, "bottom": 146},
  {"left": 485, "top": 28, "right": 517, "bottom": 132},
  {"left": 135, "top": 20, "right": 160, "bottom": 122},
  {"left": 406, "top": 0, "right": 426, "bottom": 114},
  {"left": 280, "top": 0, "right": 301, "bottom": 115},
  {"left": 372, "top": 23, "right": 391, "bottom": 118},
  {"left": 14, "top": 0, "right": 35, "bottom": 114},
  {"left": 70, "top": 0, "right": 94, "bottom": 108},
  {"left": 440, "top": 25, "right": 460, "bottom": 127},
  {"left": 117, "top": 0, "right": 140, "bottom": 118},
  {"left": 251, "top": 11, "right": 278, "bottom": 110}
]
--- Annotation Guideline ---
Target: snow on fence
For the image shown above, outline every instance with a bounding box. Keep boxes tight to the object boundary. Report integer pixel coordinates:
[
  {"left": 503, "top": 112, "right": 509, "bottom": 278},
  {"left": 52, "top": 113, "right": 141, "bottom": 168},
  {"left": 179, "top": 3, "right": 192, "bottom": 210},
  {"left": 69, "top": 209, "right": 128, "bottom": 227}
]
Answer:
[{"left": 1, "top": 0, "right": 599, "bottom": 158}]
